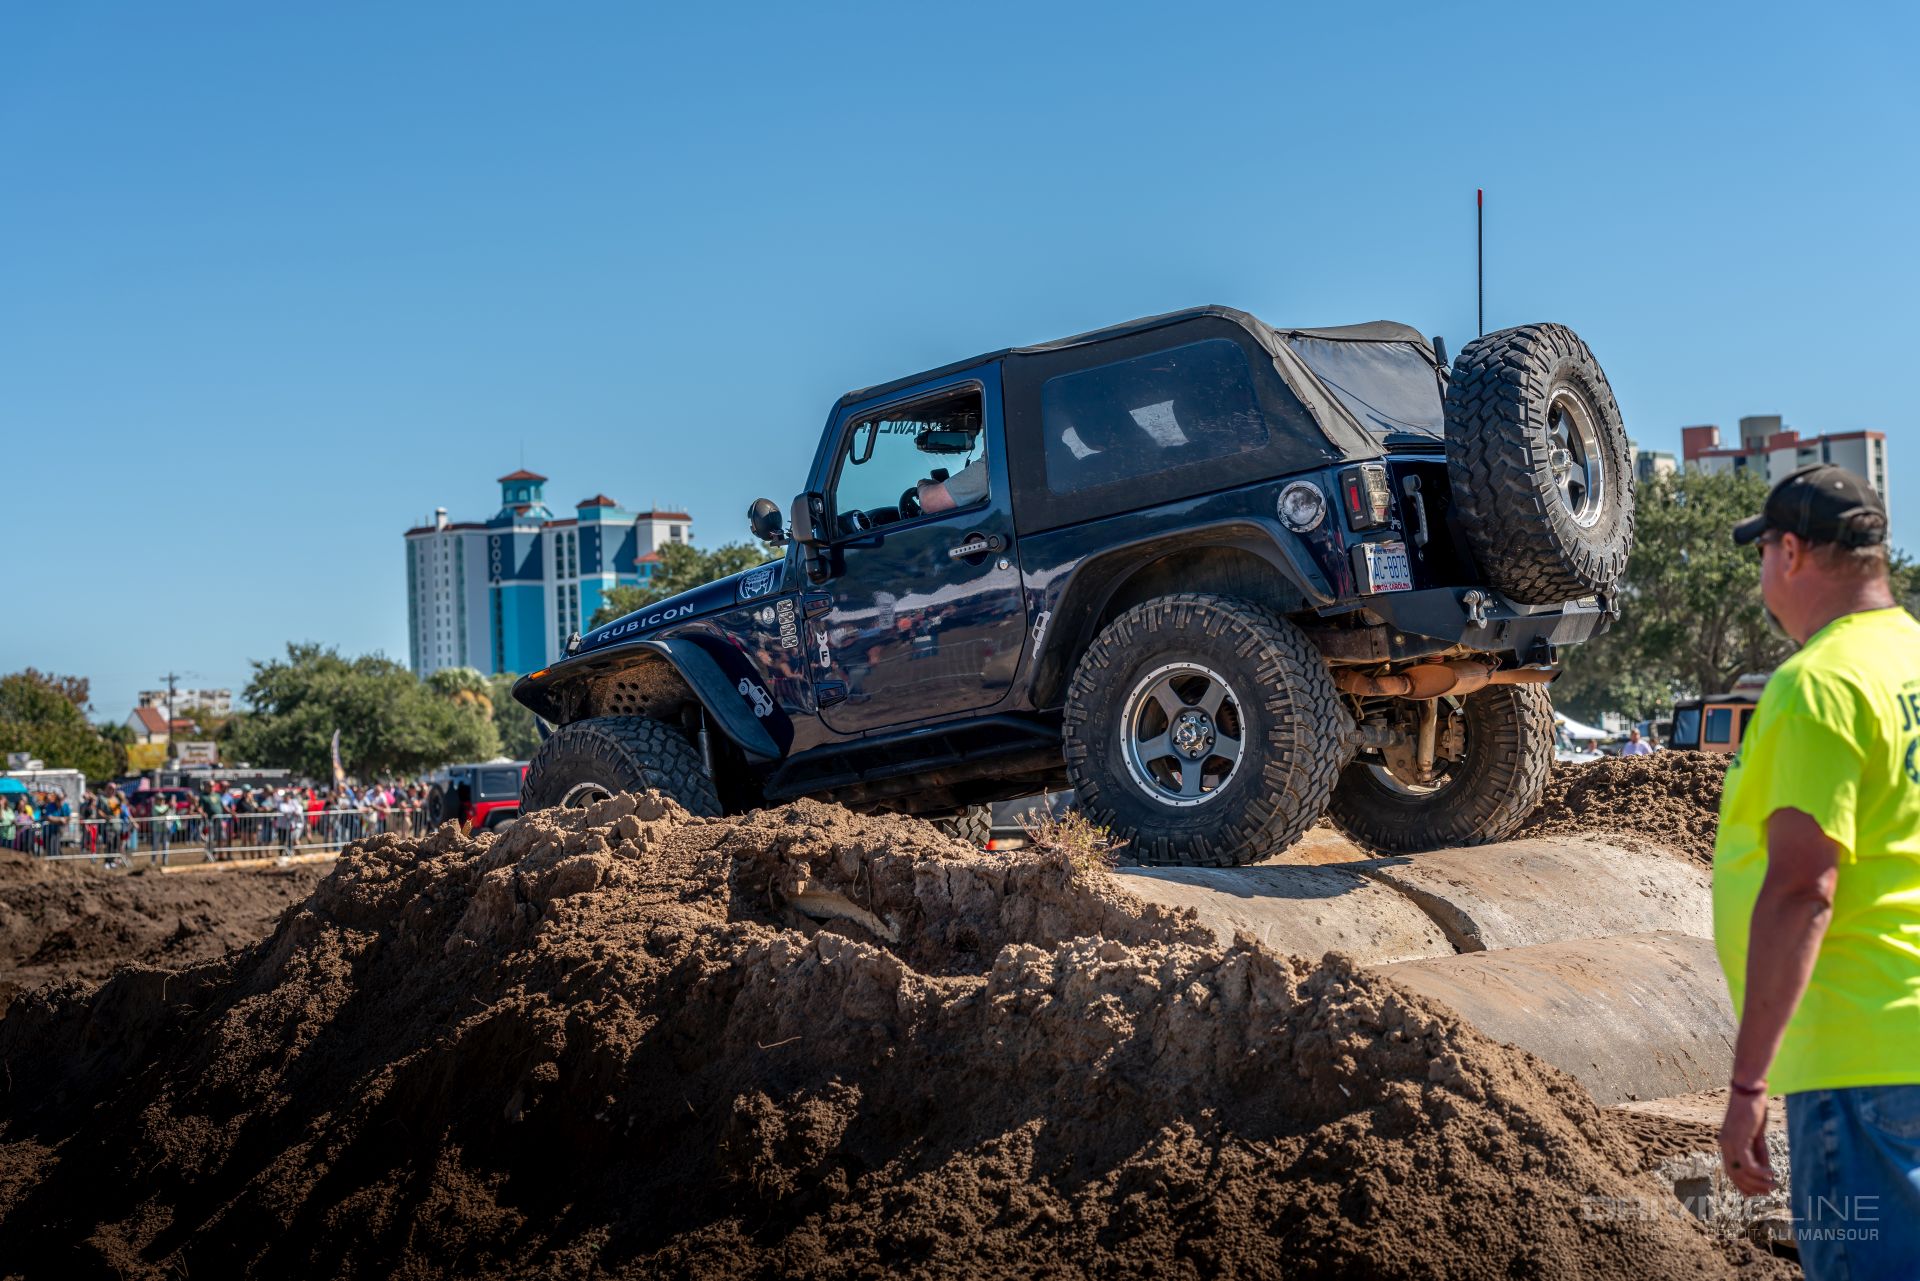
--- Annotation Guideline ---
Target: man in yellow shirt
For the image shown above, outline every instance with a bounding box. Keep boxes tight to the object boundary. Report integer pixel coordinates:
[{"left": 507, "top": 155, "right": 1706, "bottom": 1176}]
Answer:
[{"left": 1714, "top": 464, "right": 1920, "bottom": 1280}]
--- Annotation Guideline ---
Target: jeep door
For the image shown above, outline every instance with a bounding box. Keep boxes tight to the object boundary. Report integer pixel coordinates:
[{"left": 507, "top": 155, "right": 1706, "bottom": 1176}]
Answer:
[{"left": 810, "top": 367, "right": 1027, "bottom": 733}]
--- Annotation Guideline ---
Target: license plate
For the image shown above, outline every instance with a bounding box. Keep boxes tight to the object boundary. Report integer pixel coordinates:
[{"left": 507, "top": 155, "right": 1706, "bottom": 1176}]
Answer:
[{"left": 1360, "top": 540, "right": 1413, "bottom": 593}]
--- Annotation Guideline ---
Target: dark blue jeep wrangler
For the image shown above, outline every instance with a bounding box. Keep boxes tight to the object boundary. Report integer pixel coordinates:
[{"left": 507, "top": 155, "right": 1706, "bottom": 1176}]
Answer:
[{"left": 513, "top": 306, "right": 1632, "bottom": 863}]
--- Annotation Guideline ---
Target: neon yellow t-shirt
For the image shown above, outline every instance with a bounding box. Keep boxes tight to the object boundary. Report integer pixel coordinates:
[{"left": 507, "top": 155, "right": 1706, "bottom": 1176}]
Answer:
[{"left": 1712, "top": 606, "right": 1920, "bottom": 1094}]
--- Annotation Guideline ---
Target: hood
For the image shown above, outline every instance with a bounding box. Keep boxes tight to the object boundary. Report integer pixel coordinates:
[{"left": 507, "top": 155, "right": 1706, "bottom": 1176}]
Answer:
[{"left": 575, "top": 561, "right": 781, "bottom": 656}]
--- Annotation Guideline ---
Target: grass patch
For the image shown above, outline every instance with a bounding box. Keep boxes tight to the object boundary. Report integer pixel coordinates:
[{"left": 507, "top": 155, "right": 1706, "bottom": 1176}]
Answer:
[{"left": 1019, "top": 809, "right": 1125, "bottom": 876}]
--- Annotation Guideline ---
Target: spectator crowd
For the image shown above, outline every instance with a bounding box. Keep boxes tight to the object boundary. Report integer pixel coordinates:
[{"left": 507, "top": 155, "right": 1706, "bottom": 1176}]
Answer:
[{"left": 1, "top": 780, "right": 437, "bottom": 864}]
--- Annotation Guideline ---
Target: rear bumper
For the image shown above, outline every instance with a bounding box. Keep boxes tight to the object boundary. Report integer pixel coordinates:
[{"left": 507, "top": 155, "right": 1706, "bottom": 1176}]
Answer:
[
  {"left": 1318, "top": 587, "right": 1610, "bottom": 663},
  {"left": 469, "top": 799, "right": 520, "bottom": 828}
]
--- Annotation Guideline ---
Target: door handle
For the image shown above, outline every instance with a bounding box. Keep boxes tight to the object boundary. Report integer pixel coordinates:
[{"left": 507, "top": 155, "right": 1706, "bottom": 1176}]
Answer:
[{"left": 948, "top": 533, "right": 1003, "bottom": 560}]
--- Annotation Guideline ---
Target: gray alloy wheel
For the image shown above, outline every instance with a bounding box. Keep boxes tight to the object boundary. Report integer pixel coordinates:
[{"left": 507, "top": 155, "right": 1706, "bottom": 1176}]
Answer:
[{"left": 1119, "top": 661, "right": 1246, "bottom": 807}]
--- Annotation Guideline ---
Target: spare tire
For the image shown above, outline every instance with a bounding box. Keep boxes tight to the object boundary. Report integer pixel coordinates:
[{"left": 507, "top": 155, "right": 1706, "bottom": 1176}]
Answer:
[{"left": 1445, "top": 323, "right": 1633, "bottom": 603}]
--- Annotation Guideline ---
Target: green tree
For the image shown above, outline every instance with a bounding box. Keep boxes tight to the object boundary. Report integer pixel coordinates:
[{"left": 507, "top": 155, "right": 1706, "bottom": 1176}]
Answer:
[
  {"left": 227, "top": 644, "right": 500, "bottom": 779},
  {"left": 589, "top": 541, "right": 773, "bottom": 628},
  {"left": 0, "top": 669, "right": 122, "bottom": 781},
  {"left": 488, "top": 672, "right": 544, "bottom": 760},
  {"left": 1893, "top": 549, "right": 1920, "bottom": 621},
  {"left": 1554, "top": 469, "right": 1914, "bottom": 723}
]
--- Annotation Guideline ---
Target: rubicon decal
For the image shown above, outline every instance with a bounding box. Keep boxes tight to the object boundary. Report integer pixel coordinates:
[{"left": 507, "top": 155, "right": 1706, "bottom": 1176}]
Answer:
[{"left": 588, "top": 602, "right": 696, "bottom": 644}]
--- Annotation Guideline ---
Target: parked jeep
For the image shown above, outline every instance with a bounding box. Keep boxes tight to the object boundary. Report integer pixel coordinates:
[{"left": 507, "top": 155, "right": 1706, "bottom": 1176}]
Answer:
[
  {"left": 425, "top": 761, "right": 528, "bottom": 830},
  {"left": 513, "top": 307, "right": 1633, "bottom": 863}
]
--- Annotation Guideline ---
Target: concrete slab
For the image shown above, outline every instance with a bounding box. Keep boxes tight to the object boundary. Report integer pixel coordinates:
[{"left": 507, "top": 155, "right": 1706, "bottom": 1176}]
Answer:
[
  {"left": 1375, "top": 931, "right": 1736, "bottom": 1105},
  {"left": 1348, "top": 836, "right": 1711, "bottom": 951},
  {"left": 1114, "top": 864, "right": 1455, "bottom": 965}
]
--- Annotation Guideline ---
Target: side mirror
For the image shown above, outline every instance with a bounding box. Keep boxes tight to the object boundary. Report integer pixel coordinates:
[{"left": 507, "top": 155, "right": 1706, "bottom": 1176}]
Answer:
[
  {"left": 789, "top": 491, "right": 830, "bottom": 582},
  {"left": 747, "top": 497, "right": 786, "bottom": 545}
]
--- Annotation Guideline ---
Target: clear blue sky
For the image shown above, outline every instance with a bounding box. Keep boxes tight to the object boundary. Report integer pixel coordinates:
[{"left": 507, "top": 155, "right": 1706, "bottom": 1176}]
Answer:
[{"left": 3, "top": 2, "right": 1913, "bottom": 721}]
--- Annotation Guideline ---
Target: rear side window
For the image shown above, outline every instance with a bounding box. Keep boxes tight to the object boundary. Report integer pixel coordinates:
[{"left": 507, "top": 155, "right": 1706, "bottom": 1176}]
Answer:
[
  {"left": 478, "top": 768, "right": 521, "bottom": 799},
  {"left": 1040, "top": 339, "right": 1268, "bottom": 496},
  {"left": 1285, "top": 337, "right": 1444, "bottom": 443},
  {"left": 1704, "top": 707, "right": 1734, "bottom": 744}
]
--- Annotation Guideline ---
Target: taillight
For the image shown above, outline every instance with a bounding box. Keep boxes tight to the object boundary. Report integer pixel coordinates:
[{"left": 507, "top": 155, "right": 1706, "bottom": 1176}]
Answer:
[{"left": 1339, "top": 463, "right": 1393, "bottom": 530}]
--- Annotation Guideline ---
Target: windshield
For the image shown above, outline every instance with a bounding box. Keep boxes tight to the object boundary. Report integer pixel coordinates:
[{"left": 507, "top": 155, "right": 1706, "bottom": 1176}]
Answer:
[{"left": 1286, "top": 337, "right": 1444, "bottom": 445}]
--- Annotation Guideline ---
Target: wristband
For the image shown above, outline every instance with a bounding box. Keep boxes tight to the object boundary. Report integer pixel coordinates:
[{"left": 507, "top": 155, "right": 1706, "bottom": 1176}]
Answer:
[{"left": 1729, "top": 1079, "right": 1768, "bottom": 1097}]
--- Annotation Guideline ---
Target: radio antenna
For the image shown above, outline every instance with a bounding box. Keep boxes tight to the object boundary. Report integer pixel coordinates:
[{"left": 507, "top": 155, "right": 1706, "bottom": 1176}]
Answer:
[{"left": 1477, "top": 188, "right": 1485, "bottom": 336}]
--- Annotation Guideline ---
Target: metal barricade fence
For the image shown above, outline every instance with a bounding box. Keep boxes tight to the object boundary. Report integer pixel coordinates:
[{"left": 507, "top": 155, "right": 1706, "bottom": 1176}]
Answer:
[{"left": 9, "top": 805, "right": 433, "bottom": 866}]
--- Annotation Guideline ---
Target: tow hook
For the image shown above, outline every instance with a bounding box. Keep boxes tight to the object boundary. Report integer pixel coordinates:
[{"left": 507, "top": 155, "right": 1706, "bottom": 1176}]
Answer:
[{"left": 1461, "top": 589, "right": 1490, "bottom": 626}]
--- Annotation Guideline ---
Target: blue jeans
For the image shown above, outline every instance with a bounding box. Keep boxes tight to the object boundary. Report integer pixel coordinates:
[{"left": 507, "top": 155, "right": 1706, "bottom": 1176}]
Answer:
[{"left": 1787, "top": 1084, "right": 1920, "bottom": 1281}]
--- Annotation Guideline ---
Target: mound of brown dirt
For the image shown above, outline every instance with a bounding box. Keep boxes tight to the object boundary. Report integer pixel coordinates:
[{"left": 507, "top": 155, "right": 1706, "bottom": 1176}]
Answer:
[
  {"left": 0, "top": 851, "right": 332, "bottom": 1007},
  {"left": 1521, "top": 753, "right": 1730, "bottom": 865},
  {"left": 0, "top": 797, "right": 1785, "bottom": 1279}
]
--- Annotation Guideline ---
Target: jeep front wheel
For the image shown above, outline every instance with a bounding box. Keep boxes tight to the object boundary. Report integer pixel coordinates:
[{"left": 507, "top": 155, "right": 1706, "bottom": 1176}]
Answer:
[
  {"left": 1062, "top": 594, "right": 1353, "bottom": 867},
  {"left": 1324, "top": 684, "right": 1553, "bottom": 854},
  {"left": 933, "top": 806, "right": 992, "bottom": 846},
  {"left": 522, "top": 715, "right": 721, "bottom": 816}
]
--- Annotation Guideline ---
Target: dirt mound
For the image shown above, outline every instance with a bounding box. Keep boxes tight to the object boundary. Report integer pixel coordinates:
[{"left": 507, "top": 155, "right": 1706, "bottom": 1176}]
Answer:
[
  {"left": 0, "top": 797, "right": 1783, "bottom": 1279},
  {"left": 1521, "top": 753, "right": 1729, "bottom": 864},
  {"left": 0, "top": 853, "right": 332, "bottom": 1007}
]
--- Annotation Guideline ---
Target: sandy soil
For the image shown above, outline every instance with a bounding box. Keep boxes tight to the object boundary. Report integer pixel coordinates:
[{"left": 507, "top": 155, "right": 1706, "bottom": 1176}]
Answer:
[
  {"left": 0, "top": 787, "right": 1786, "bottom": 1280},
  {"left": 1521, "top": 753, "right": 1730, "bottom": 865},
  {"left": 0, "top": 851, "right": 334, "bottom": 1007}
]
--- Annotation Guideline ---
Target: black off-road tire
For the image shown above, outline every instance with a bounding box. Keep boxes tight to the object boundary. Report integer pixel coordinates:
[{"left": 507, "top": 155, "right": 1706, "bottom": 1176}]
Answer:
[
  {"left": 522, "top": 715, "right": 720, "bottom": 816},
  {"left": 1062, "top": 594, "right": 1353, "bottom": 867},
  {"left": 425, "top": 785, "right": 451, "bottom": 826},
  {"left": 933, "top": 806, "right": 992, "bottom": 846},
  {"left": 1325, "top": 684, "right": 1554, "bottom": 855},
  {"left": 1446, "top": 323, "right": 1634, "bottom": 603}
]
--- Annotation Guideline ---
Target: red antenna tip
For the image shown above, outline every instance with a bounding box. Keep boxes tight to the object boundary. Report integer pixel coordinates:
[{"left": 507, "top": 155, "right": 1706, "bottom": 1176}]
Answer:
[{"left": 1477, "top": 188, "right": 1483, "bottom": 205}]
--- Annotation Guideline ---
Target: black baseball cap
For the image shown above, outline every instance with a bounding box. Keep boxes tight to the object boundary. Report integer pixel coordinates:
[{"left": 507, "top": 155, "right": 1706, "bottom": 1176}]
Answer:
[{"left": 1731, "top": 463, "right": 1887, "bottom": 547}]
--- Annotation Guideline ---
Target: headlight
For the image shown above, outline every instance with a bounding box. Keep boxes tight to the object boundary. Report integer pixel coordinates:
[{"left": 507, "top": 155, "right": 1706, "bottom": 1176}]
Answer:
[{"left": 1278, "top": 480, "right": 1327, "bottom": 532}]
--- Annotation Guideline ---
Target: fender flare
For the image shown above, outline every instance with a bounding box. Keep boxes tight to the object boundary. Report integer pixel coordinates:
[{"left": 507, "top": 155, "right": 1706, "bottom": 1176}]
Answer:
[
  {"left": 514, "top": 638, "right": 780, "bottom": 764},
  {"left": 1028, "top": 519, "right": 1333, "bottom": 708}
]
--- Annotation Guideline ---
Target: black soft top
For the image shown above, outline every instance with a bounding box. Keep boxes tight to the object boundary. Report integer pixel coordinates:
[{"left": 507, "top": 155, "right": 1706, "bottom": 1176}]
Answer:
[
  {"left": 836, "top": 306, "right": 1433, "bottom": 407},
  {"left": 840, "top": 305, "right": 1447, "bottom": 536}
]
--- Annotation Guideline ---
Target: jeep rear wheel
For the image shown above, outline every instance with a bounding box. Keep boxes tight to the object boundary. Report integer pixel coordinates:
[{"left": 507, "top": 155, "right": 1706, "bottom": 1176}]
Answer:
[
  {"left": 1062, "top": 594, "right": 1353, "bottom": 867},
  {"left": 522, "top": 715, "right": 720, "bottom": 817},
  {"left": 1325, "top": 684, "right": 1553, "bottom": 854},
  {"left": 1445, "top": 323, "right": 1634, "bottom": 603}
]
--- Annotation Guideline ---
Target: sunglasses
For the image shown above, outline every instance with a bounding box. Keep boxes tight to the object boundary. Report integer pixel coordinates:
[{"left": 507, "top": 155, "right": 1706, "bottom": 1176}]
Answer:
[{"left": 1752, "top": 532, "right": 1783, "bottom": 561}]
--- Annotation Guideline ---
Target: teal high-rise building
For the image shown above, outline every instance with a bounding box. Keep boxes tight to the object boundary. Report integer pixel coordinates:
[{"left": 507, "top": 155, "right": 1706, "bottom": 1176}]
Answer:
[{"left": 404, "top": 469, "right": 691, "bottom": 677}]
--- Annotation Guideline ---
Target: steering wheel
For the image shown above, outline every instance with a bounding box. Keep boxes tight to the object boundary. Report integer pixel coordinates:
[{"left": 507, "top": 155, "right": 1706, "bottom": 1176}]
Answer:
[{"left": 898, "top": 486, "right": 922, "bottom": 520}]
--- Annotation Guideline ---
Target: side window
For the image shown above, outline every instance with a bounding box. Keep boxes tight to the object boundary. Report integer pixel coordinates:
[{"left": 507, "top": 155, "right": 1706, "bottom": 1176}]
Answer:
[
  {"left": 830, "top": 387, "right": 987, "bottom": 535},
  {"left": 1040, "top": 338, "right": 1268, "bottom": 496},
  {"left": 1704, "top": 706, "right": 1734, "bottom": 745}
]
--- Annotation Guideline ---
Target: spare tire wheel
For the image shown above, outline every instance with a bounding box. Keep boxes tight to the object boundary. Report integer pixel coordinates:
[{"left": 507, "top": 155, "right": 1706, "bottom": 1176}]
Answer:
[{"left": 1445, "top": 323, "right": 1634, "bottom": 603}]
